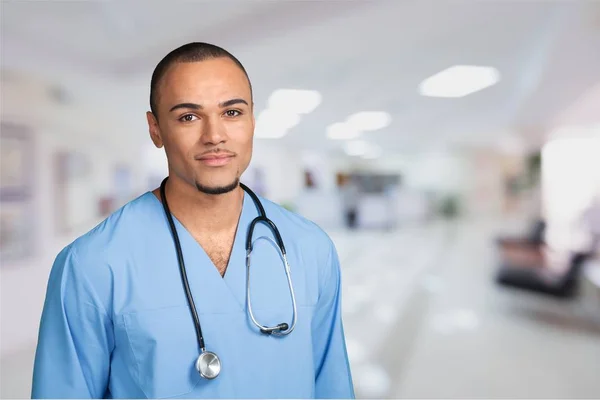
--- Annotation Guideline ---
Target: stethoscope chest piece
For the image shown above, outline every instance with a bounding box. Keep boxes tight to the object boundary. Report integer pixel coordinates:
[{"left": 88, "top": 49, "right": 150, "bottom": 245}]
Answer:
[{"left": 196, "top": 351, "right": 221, "bottom": 380}]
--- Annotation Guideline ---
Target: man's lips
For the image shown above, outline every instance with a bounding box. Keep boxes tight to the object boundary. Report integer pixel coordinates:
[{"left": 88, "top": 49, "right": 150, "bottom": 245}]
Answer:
[
  {"left": 196, "top": 153, "right": 235, "bottom": 166},
  {"left": 198, "top": 154, "right": 233, "bottom": 160}
]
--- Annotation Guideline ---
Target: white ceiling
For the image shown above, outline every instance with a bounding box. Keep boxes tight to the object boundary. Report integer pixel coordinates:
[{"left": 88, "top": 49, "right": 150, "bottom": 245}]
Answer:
[{"left": 2, "top": 0, "right": 600, "bottom": 157}]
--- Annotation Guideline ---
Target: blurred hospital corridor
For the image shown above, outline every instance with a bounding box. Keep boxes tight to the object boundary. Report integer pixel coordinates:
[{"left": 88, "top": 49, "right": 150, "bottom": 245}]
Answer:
[{"left": 2, "top": 0, "right": 600, "bottom": 398}]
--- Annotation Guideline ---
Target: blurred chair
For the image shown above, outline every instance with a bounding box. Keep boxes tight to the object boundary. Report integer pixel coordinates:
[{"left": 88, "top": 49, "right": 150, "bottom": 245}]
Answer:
[
  {"left": 495, "top": 202, "right": 600, "bottom": 298},
  {"left": 495, "top": 251, "right": 590, "bottom": 299}
]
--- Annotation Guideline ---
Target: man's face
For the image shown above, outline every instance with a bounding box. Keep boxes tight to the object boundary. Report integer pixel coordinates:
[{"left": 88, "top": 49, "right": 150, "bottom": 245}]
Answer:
[{"left": 147, "top": 57, "right": 254, "bottom": 194}]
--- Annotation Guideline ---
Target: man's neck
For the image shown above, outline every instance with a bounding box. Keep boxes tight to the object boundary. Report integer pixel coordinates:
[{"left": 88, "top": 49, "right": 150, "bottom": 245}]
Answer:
[{"left": 152, "top": 177, "right": 244, "bottom": 234}]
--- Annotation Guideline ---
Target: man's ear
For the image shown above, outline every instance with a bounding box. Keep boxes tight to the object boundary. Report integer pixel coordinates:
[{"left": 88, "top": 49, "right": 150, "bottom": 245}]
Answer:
[{"left": 146, "top": 111, "right": 163, "bottom": 148}]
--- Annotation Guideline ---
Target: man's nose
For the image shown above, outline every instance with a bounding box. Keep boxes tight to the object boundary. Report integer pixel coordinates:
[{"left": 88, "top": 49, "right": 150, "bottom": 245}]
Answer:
[{"left": 201, "top": 116, "right": 227, "bottom": 145}]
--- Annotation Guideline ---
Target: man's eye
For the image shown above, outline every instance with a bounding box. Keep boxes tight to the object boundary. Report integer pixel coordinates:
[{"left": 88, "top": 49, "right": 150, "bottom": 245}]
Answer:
[
  {"left": 225, "top": 110, "right": 241, "bottom": 117},
  {"left": 180, "top": 114, "right": 198, "bottom": 122}
]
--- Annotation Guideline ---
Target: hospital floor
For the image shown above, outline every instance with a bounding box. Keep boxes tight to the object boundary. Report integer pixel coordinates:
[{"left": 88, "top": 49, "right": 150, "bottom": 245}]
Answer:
[
  {"left": 2, "top": 217, "right": 600, "bottom": 398},
  {"left": 330, "top": 218, "right": 600, "bottom": 399}
]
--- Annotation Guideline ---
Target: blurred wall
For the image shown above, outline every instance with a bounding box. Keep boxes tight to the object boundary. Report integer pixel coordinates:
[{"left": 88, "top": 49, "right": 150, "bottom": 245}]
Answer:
[{"left": 1, "top": 71, "right": 146, "bottom": 356}]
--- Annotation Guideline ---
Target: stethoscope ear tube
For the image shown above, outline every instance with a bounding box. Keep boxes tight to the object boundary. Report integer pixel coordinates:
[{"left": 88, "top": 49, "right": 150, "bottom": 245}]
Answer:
[{"left": 247, "top": 216, "right": 287, "bottom": 255}]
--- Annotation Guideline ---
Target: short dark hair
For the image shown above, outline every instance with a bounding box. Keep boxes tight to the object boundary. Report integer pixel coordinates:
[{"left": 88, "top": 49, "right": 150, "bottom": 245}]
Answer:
[{"left": 149, "top": 42, "right": 252, "bottom": 118}]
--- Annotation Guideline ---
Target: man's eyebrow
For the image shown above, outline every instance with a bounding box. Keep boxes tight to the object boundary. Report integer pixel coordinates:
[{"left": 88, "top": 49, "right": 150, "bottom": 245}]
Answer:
[
  {"left": 169, "top": 99, "right": 249, "bottom": 113},
  {"left": 219, "top": 98, "right": 249, "bottom": 108},
  {"left": 169, "top": 103, "right": 202, "bottom": 112}
]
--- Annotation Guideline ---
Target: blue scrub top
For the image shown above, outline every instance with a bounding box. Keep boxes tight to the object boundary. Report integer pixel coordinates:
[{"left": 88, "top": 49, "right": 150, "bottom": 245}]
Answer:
[{"left": 32, "top": 190, "right": 355, "bottom": 399}]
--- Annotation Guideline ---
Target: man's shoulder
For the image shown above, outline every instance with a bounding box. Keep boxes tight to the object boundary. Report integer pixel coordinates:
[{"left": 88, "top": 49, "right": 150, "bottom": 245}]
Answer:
[
  {"left": 47, "top": 193, "right": 154, "bottom": 313},
  {"left": 257, "top": 197, "right": 341, "bottom": 296},
  {"left": 66, "top": 191, "right": 156, "bottom": 262}
]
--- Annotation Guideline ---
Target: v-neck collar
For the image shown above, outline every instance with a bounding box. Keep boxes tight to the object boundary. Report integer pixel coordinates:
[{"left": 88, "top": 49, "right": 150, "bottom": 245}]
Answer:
[{"left": 147, "top": 189, "right": 257, "bottom": 312}]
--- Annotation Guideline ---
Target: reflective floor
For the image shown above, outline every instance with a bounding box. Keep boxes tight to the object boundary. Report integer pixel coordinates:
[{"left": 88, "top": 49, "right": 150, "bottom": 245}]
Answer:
[
  {"left": 332, "top": 218, "right": 600, "bottom": 398},
  {"left": 2, "top": 218, "right": 599, "bottom": 398}
]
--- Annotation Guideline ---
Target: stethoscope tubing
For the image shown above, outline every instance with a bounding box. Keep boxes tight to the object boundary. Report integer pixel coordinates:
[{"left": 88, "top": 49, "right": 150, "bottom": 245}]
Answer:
[{"left": 159, "top": 177, "right": 297, "bottom": 357}]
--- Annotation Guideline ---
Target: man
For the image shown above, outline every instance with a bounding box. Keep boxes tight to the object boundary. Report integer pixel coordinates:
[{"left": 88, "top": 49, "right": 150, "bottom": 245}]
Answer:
[
  {"left": 32, "top": 42, "right": 355, "bottom": 398},
  {"left": 340, "top": 175, "right": 360, "bottom": 229}
]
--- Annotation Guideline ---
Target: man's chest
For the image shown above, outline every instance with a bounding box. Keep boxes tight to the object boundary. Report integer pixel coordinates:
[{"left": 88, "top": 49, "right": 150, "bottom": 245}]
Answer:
[{"left": 190, "top": 231, "right": 236, "bottom": 276}]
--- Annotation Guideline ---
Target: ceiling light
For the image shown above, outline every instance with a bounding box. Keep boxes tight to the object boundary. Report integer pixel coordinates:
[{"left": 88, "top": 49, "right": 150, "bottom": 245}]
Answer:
[
  {"left": 267, "top": 89, "right": 322, "bottom": 114},
  {"left": 418, "top": 65, "right": 500, "bottom": 98},
  {"left": 361, "top": 145, "right": 383, "bottom": 160},
  {"left": 344, "top": 140, "right": 369, "bottom": 156},
  {"left": 346, "top": 111, "right": 391, "bottom": 131},
  {"left": 326, "top": 122, "right": 361, "bottom": 140},
  {"left": 254, "top": 109, "right": 300, "bottom": 138}
]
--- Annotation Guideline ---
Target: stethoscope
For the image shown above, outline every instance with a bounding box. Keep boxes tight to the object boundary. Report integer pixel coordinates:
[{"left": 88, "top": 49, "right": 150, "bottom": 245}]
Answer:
[{"left": 159, "top": 177, "right": 297, "bottom": 380}]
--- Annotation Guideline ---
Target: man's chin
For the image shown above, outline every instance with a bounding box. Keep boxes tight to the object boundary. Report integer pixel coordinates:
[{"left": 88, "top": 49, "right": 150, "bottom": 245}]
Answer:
[{"left": 195, "top": 178, "right": 239, "bottom": 195}]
